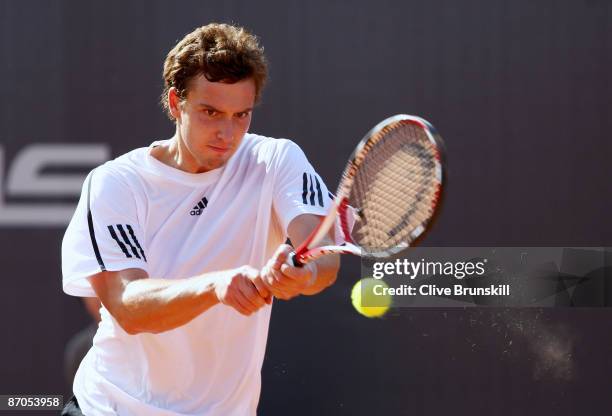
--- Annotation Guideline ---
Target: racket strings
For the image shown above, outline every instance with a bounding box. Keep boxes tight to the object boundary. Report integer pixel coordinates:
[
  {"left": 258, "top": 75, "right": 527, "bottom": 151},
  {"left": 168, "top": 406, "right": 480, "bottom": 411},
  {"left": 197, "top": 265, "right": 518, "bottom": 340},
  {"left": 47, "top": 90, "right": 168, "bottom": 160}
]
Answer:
[{"left": 348, "top": 121, "right": 441, "bottom": 253}]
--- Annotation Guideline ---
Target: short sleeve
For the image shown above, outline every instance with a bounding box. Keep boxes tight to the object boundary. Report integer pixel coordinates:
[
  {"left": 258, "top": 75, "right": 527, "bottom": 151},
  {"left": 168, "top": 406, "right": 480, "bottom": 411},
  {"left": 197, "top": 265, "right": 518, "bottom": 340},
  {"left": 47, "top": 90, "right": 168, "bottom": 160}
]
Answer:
[
  {"left": 272, "top": 141, "right": 333, "bottom": 234},
  {"left": 62, "top": 167, "right": 148, "bottom": 297}
]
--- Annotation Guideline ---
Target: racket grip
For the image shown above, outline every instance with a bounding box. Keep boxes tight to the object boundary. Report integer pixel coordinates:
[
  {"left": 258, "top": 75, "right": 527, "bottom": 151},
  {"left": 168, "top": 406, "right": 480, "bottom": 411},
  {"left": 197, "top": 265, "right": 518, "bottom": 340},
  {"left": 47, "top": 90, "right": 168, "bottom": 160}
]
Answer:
[{"left": 288, "top": 251, "right": 304, "bottom": 268}]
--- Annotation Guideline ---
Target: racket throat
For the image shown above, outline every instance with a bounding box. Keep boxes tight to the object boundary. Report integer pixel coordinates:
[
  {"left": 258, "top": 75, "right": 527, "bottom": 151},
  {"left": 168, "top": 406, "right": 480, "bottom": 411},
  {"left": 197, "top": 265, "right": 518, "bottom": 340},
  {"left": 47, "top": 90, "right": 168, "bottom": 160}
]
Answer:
[
  {"left": 298, "top": 243, "right": 362, "bottom": 263},
  {"left": 338, "top": 197, "right": 355, "bottom": 244},
  {"left": 295, "top": 196, "right": 347, "bottom": 255}
]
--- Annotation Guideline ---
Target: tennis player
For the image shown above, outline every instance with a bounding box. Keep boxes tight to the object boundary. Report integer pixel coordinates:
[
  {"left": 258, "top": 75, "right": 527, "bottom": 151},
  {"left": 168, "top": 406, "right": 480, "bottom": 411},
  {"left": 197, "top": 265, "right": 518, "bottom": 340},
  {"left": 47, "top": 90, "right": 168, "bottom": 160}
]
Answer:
[{"left": 61, "top": 23, "right": 340, "bottom": 415}]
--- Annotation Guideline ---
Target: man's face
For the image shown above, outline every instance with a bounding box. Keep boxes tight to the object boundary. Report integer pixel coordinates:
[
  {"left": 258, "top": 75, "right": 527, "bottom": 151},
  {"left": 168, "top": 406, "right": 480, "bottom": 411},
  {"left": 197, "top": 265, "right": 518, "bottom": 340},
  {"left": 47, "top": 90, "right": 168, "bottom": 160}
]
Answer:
[{"left": 172, "top": 75, "right": 256, "bottom": 173}]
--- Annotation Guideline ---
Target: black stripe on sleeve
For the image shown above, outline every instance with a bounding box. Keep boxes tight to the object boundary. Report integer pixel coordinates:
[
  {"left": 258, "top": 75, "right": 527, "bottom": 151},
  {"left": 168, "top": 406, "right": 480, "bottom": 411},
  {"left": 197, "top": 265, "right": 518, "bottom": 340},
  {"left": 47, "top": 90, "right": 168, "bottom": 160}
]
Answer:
[
  {"left": 314, "top": 176, "right": 324, "bottom": 207},
  {"left": 117, "top": 224, "right": 141, "bottom": 259},
  {"left": 87, "top": 173, "right": 106, "bottom": 271},
  {"left": 126, "top": 225, "right": 147, "bottom": 262},
  {"left": 108, "top": 225, "right": 132, "bottom": 258},
  {"left": 328, "top": 191, "right": 335, "bottom": 200},
  {"left": 309, "top": 174, "right": 316, "bottom": 206},
  {"left": 197, "top": 200, "right": 205, "bottom": 209},
  {"left": 302, "top": 172, "right": 308, "bottom": 204}
]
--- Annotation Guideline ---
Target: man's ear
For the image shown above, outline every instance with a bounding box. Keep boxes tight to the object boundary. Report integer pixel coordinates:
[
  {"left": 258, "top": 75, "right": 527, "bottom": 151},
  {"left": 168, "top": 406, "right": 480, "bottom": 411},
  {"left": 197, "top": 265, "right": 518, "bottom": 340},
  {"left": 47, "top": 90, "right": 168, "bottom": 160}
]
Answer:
[{"left": 168, "top": 87, "right": 182, "bottom": 121}]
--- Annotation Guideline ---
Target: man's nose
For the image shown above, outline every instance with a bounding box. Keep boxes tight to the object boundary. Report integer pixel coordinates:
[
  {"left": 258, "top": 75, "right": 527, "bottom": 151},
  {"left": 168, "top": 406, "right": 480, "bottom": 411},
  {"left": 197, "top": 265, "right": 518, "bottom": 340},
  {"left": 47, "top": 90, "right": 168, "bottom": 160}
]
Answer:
[{"left": 217, "top": 119, "right": 234, "bottom": 142}]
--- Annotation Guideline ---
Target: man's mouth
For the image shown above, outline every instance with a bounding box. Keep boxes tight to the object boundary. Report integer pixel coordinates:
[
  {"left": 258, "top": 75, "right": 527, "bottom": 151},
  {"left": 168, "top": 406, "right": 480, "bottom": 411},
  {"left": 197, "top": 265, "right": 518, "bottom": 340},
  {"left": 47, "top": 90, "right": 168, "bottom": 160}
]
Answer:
[{"left": 207, "top": 145, "right": 230, "bottom": 154}]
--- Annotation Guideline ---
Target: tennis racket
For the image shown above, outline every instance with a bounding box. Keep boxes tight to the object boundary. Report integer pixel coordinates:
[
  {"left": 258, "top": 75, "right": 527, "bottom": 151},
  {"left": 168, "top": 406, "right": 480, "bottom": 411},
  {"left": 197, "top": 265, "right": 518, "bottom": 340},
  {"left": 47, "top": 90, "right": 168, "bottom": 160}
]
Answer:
[{"left": 290, "top": 114, "right": 446, "bottom": 266}]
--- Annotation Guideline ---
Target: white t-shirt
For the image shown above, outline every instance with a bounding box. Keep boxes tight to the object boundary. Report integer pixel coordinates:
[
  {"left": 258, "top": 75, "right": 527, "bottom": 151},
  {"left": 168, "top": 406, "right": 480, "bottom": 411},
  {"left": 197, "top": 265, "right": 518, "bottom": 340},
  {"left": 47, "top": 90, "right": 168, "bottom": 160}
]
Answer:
[{"left": 62, "top": 133, "right": 331, "bottom": 416}]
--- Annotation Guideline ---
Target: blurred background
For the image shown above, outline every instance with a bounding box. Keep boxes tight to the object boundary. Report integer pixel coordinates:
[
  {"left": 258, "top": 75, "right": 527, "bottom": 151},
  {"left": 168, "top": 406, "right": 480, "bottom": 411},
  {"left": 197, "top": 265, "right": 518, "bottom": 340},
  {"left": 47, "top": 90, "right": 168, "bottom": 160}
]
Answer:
[{"left": 1, "top": 1, "right": 611, "bottom": 414}]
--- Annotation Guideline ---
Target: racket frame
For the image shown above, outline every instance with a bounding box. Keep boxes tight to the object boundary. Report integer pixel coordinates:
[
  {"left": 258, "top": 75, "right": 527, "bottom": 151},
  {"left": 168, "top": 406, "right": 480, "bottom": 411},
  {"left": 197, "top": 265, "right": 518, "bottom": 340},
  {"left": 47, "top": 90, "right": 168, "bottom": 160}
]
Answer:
[{"left": 292, "top": 114, "right": 446, "bottom": 265}]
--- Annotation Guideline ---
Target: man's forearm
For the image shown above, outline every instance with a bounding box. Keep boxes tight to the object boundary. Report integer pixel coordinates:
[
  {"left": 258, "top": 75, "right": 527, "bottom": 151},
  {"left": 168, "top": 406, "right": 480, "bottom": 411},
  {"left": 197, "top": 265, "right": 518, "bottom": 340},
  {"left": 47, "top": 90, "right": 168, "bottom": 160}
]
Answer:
[{"left": 118, "top": 272, "right": 222, "bottom": 335}]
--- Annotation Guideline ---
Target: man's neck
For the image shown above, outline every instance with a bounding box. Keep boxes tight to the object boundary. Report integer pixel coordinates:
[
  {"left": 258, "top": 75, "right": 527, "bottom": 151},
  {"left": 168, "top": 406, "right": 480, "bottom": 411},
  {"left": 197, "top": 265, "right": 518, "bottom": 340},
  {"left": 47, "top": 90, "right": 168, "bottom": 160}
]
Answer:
[{"left": 150, "top": 135, "right": 203, "bottom": 174}]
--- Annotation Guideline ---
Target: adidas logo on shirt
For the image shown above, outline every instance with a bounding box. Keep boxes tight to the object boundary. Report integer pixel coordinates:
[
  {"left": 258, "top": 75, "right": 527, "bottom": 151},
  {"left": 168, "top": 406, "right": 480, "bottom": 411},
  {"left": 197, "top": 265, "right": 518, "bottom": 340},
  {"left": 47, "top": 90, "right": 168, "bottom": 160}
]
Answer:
[{"left": 190, "top": 196, "right": 209, "bottom": 216}]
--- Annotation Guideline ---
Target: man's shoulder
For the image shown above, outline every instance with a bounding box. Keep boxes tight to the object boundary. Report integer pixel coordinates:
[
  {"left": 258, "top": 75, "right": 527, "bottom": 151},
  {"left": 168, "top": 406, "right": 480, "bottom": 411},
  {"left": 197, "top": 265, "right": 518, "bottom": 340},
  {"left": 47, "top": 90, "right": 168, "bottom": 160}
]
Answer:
[
  {"left": 241, "top": 133, "right": 301, "bottom": 163},
  {"left": 93, "top": 146, "right": 150, "bottom": 183}
]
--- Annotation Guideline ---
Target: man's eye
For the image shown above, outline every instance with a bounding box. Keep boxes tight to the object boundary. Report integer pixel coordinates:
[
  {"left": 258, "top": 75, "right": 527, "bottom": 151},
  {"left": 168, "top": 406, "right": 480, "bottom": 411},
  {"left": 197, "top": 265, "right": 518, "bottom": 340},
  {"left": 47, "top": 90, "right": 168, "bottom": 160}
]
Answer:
[
  {"left": 236, "top": 112, "right": 250, "bottom": 119},
  {"left": 204, "top": 110, "right": 217, "bottom": 117}
]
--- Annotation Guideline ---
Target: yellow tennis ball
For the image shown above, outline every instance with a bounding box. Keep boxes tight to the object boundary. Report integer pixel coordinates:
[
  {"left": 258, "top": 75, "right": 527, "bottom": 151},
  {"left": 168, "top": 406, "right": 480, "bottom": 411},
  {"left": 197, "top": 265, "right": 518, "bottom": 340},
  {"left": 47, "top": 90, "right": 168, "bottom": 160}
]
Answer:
[{"left": 351, "top": 278, "right": 392, "bottom": 318}]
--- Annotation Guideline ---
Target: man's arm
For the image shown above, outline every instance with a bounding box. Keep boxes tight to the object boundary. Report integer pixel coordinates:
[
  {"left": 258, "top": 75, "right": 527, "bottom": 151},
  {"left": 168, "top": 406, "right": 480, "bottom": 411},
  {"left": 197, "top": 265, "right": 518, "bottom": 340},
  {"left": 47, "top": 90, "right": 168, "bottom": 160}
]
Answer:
[
  {"left": 89, "top": 266, "right": 270, "bottom": 335},
  {"left": 262, "top": 214, "right": 340, "bottom": 299},
  {"left": 287, "top": 213, "right": 340, "bottom": 295},
  {"left": 82, "top": 297, "right": 102, "bottom": 322}
]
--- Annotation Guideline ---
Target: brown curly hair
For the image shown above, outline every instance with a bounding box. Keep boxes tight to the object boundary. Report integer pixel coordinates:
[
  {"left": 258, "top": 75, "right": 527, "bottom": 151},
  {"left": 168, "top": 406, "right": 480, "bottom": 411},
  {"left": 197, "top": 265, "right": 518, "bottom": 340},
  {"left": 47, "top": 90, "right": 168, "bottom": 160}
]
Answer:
[{"left": 161, "top": 23, "right": 268, "bottom": 120}]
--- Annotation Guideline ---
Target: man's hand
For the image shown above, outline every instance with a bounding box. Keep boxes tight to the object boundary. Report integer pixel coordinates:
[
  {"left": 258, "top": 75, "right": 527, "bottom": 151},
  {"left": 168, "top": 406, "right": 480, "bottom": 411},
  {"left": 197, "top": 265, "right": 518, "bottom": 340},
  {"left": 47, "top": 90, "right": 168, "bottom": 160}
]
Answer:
[
  {"left": 261, "top": 244, "right": 317, "bottom": 300},
  {"left": 214, "top": 266, "right": 271, "bottom": 316}
]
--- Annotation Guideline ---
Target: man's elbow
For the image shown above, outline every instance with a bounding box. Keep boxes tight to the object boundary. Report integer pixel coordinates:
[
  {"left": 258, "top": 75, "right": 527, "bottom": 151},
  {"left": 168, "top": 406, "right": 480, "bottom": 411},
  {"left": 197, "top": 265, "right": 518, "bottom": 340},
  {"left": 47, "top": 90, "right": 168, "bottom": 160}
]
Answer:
[
  {"left": 121, "top": 320, "right": 143, "bottom": 335},
  {"left": 113, "top": 308, "right": 167, "bottom": 335},
  {"left": 109, "top": 307, "right": 140, "bottom": 335},
  {"left": 103, "top": 301, "right": 148, "bottom": 335},
  {"left": 122, "top": 325, "right": 140, "bottom": 336}
]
